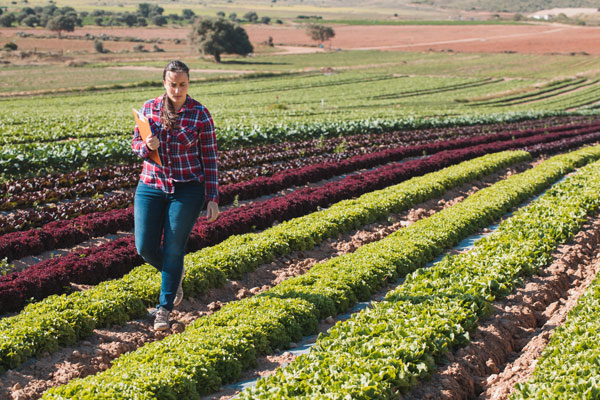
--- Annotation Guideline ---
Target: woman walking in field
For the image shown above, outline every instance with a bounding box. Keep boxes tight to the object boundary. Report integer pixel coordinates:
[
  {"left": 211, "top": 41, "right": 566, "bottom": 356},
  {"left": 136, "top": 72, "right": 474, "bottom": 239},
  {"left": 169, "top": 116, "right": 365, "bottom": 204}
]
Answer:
[{"left": 132, "top": 60, "right": 219, "bottom": 331}]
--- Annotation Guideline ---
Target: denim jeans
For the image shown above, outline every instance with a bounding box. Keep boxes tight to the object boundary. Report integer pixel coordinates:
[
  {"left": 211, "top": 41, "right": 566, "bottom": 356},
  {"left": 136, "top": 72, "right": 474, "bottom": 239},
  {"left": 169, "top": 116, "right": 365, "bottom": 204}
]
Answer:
[{"left": 134, "top": 181, "right": 205, "bottom": 311}]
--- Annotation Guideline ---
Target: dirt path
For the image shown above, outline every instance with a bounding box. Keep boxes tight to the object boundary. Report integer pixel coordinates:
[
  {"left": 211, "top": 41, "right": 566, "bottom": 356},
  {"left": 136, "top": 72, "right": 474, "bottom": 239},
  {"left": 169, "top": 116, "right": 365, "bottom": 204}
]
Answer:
[
  {"left": 0, "top": 163, "right": 528, "bottom": 400},
  {"left": 404, "top": 216, "right": 600, "bottom": 400}
]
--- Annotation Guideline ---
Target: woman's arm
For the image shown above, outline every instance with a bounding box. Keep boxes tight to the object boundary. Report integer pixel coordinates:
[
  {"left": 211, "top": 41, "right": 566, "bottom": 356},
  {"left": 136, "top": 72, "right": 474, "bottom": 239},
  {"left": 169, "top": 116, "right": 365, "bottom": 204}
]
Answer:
[{"left": 198, "top": 107, "right": 219, "bottom": 221}]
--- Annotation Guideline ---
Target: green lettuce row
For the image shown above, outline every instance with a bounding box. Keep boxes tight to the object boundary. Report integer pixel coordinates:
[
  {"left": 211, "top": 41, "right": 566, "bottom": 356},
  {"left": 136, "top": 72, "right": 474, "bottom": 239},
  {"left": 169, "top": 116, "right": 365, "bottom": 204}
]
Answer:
[
  {"left": 41, "top": 146, "right": 600, "bottom": 399},
  {"left": 512, "top": 269, "right": 600, "bottom": 397},
  {"left": 239, "top": 151, "right": 600, "bottom": 399},
  {"left": 0, "top": 151, "right": 528, "bottom": 372},
  {"left": 0, "top": 110, "right": 574, "bottom": 180}
]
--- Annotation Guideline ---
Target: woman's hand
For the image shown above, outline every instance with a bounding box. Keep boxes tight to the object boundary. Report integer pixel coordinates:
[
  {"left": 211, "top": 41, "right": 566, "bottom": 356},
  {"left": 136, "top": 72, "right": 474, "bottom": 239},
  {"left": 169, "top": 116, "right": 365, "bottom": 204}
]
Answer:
[
  {"left": 206, "top": 201, "right": 219, "bottom": 222},
  {"left": 146, "top": 134, "right": 159, "bottom": 151}
]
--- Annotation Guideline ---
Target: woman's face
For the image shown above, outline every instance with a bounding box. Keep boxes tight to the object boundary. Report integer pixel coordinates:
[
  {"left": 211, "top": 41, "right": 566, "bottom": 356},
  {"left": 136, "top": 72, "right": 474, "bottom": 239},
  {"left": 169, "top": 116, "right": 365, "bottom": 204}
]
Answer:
[{"left": 163, "top": 70, "right": 189, "bottom": 108}]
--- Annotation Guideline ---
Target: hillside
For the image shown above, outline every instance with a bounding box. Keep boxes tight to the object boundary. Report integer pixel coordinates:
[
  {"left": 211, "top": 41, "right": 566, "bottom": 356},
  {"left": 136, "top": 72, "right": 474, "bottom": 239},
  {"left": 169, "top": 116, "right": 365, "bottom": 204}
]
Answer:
[{"left": 410, "top": 0, "right": 599, "bottom": 13}]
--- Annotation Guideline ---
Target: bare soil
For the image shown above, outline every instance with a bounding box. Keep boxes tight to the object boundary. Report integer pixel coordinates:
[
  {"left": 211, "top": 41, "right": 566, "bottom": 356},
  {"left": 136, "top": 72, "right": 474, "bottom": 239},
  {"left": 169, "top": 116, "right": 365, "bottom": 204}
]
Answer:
[
  {"left": 0, "top": 163, "right": 528, "bottom": 400},
  {"left": 3, "top": 23, "right": 600, "bottom": 59},
  {"left": 244, "top": 23, "right": 600, "bottom": 55},
  {"left": 403, "top": 217, "right": 600, "bottom": 400}
]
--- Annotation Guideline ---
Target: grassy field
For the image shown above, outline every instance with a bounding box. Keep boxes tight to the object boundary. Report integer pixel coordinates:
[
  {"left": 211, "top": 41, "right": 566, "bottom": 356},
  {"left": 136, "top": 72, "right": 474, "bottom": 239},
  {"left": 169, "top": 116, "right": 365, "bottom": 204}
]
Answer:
[
  {"left": 2, "top": 49, "right": 600, "bottom": 147},
  {"left": 3, "top": 50, "right": 599, "bottom": 94}
]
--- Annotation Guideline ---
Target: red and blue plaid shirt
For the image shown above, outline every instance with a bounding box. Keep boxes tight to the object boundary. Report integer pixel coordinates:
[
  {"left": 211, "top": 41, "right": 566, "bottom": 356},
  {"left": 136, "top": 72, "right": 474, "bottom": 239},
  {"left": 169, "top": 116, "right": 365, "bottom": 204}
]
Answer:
[{"left": 132, "top": 94, "right": 219, "bottom": 203}]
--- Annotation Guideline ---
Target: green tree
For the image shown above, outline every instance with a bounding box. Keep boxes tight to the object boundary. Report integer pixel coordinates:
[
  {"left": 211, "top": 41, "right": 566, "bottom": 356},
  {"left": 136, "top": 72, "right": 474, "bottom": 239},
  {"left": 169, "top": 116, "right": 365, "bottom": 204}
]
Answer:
[
  {"left": 306, "top": 24, "right": 335, "bottom": 47},
  {"left": 46, "top": 14, "right": 76, "bottom": 37},
  {"left": 0, "top": 13, "right": 15, "bottom": 27},
  {"left": 138, "top": 3, "right": 151, "bottom": 18},
  {"left": 121, "top": 13, "right": 138, "bottom": 27},
  {"left": 244, "top": 11, "right": 258, "bottom": 22},
  {"left": 22, "top": 14, "right": 39, "bottom": 27},
  {"left": 182, "top": 9, "right": 195, "bottom": 19},
  {"left": 189, "top": 17, "right": 253, "bottom": 63},
  {"left": 151, "top": 14, "right": 167, "bottom": 26}
]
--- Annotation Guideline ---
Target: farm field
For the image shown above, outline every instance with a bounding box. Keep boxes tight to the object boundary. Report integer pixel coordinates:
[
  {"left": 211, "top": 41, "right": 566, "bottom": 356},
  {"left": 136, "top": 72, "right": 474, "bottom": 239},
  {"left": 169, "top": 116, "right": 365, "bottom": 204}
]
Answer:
[
  {"left": 4, "top": 1, "right": 600, "bottom": 397},
  {"left": 3, "top": 114, "right": 600, "bottom": 398}
]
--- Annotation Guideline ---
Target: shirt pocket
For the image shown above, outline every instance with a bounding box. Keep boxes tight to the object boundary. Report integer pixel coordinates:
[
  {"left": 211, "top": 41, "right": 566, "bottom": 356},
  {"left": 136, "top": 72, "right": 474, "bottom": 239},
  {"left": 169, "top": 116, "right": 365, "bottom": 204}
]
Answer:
[{"left": 176, "top": 126, "right": 199, "bottom": 148}]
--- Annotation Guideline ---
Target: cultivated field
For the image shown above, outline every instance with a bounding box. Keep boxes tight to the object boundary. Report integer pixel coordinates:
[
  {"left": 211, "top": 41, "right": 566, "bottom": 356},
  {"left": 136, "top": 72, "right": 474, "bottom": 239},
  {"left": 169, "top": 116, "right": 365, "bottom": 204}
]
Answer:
[{"left": 2, "top": 4, "right": 600, "bottom": 398}]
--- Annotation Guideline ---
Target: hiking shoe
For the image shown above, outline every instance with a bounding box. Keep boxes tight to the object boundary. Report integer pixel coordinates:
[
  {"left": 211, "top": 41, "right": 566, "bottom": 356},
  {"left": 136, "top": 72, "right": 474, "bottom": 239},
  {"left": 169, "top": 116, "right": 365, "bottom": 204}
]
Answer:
[
  {"left": 174, "top": 267, "right": 185, "bottom": 307},
  {"left": 153, "top": 307, "right": 170, "bottom": 331}
]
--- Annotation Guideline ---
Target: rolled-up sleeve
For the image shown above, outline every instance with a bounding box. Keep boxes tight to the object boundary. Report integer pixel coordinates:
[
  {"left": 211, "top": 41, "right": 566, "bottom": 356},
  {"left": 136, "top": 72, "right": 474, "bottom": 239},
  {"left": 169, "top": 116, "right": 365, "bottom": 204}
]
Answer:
[{"left": 199, "top": 108, "right": 219, "bottom": 203}]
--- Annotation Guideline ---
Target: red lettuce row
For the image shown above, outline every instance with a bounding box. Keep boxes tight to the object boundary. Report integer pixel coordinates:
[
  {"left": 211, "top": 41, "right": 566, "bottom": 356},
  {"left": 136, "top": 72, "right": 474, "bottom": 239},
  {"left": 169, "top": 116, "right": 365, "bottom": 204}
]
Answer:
[
  {"left": 2, "top": 122, "right": 599, "bottom": 262},
  {"left": 2, "top": 116, "right": 596, "bottom": 211},
  {"left": 1, "top": 129, "right": 596, "bottom": 313}
]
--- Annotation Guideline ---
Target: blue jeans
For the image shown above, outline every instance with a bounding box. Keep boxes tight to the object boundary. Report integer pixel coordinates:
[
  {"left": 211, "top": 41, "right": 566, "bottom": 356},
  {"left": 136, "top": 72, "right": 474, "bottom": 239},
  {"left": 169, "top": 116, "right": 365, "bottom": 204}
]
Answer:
[{"left": 134, "top": 181, "right": 205, "bottom": 311}]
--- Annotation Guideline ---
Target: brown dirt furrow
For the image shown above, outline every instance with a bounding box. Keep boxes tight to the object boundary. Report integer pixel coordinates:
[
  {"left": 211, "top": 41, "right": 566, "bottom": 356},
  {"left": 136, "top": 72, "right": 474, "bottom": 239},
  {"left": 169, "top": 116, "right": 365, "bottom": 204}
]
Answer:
[
  {"left": 0, "top": 163, "right": 530, "bottom": 400},
  {"left": 404, "top": 216, "right": 600, "bottom": 400}
]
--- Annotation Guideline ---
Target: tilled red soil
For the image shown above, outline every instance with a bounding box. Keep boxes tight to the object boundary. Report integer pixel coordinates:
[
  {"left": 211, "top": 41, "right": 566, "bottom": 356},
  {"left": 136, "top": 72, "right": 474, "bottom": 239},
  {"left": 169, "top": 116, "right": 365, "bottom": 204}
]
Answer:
[
  {"left": 404, "top": 217, "right": 600, "bottom": 400},
  {"left": 5, "top": 23, "right": 600, "bottom": 55},
  {"left": 0, "top": 163, "right": 529, "bottom": 400}
]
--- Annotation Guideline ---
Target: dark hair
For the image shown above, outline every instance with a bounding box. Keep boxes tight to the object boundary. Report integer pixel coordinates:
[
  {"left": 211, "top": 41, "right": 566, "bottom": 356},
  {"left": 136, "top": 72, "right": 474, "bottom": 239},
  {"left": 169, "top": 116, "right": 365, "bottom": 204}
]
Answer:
[{"left": 161, "top": 60, "right": 190, "bottom": 131}]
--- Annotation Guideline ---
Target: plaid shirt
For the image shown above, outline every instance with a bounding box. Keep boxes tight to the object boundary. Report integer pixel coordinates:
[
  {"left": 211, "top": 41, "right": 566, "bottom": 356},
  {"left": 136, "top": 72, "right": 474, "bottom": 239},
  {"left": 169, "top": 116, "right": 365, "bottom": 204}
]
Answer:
[{"left": 132, "top": 94, "right": 219, "bottom": 203}]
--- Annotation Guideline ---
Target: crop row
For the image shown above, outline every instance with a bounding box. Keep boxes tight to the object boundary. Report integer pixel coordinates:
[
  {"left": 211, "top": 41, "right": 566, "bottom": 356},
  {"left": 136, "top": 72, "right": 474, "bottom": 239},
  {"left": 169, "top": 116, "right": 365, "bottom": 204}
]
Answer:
[
  {"left": 0, "top": 150, "right": 529, "bottom": 372},
  {"left": 0, "top": 110, "right": 577, "bottom": 180},
  {"left": 471, "top": 78, "right": 589, "bottom": 107},
  {"left": 3, "top": 120, "right": 600, "bottom": 263},
  {"left": 512, "top": 270, "right": 600, "bottom": 398},
  {"left": 3, "top": 116, "right": 597, "bottom": 232},
  {"left": 536, "top": 84, "right": 600, "bottom": 110},
  {"left": 4, "top": 114, "right": 591, "bottom": 198},
  {"left": 240, "top": 147, "right": 600, "bottom": 399},
  {"left": 0, "top": 133, "right": 534, "bottom": 313},
  {"left": 3, "top": 115, "right": 592, "bottom": 202},
  {"left": 2, "top": 126, "right": 598, "bottom": 317},
  {"left": 4, "top": 121, "right": 598, "bottom": 306},
  {"left": 40, "top": 145, "right": 600, "bottom": 399}
]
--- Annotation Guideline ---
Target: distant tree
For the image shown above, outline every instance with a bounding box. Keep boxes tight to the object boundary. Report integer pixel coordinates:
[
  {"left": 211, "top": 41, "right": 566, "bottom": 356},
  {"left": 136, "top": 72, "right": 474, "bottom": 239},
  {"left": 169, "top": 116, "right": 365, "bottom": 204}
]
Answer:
[
  {"left": 151, "top": 14, "right": 167, "bottom": 26},
  {"left": 260, "top": 16, "right": 271, "bottom": 24},
  {"left": 305, "top": 24, "right": 335, "bottom": 47},
  {"left": 0, "top": 13, "right": 16, "bottom": 27},
  {"left": 58, "top": 6, "right": 76, "bottom": 15},
  {"left": 0, "top": 8, "right": 3, "bottom": 16},
  {"left": 216, "top": 11, "right": 225, "bottom": 18},
  {"left": 229, "top": 12, "right": 237, "bottom": 21},
  {"left": 136, "top": 16, "right": 147, "bottom": 26},
  {"left": 138, "top": 3, "right": 163, "bottom": 18},
  {"left": 138, "top": 3, "right": 151, "bottom": 18},
  {"left": 121, "top": 12, "right": 138, "bottom": 27},
  {"left": 149, "top": 5, "right": 164, "bottom": 16},
  {"left": 94, "top": 16, "right": 103, "bottom": 26},
  {"left": 189, "top": 17, "right": 253, "bottom": 62},
  {"left": 46, "top": 14, "right": 76, "bottom": 37},
  {"left": 22, "top": 14, "right": 39, "bottom": 27},
  {"left": 3, "top": 42, "right": 17, "bottom": 50},
  {"left": 182, "top": 9, "right": 195, "bottom": 19},
  {"left": 20, "top": 6, "right": 35, "bottom": 16},
  {"left": 244, "top": 11, "right": 258, "bottom": 22}
]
